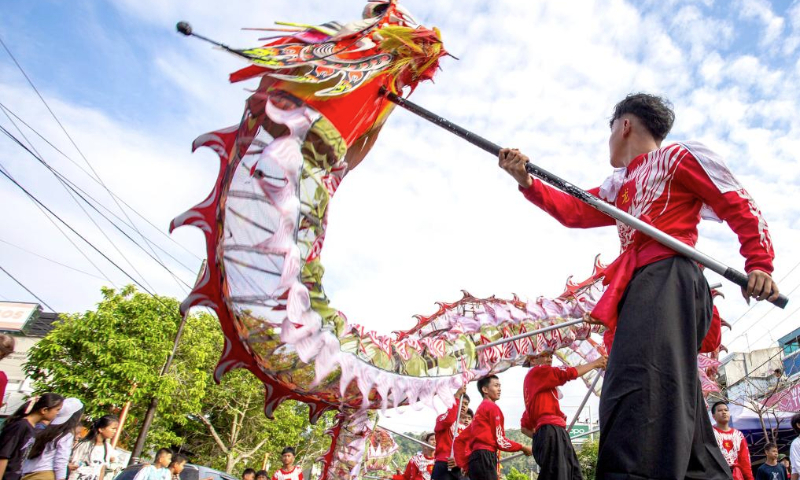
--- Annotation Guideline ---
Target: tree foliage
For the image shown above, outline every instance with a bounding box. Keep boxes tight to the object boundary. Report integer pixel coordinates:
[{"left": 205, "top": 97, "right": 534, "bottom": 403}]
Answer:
[
  {"left": 24, "top": 285, "right": 334, "bottom": 473},
  {"left": 506, "top": 466, "right": 529, "bottom": 480},
  {"left": 576, "top": 439, "right": 599, "bottom": 480},
  {"left": 24, "top": 286, "right": 215, "bottom": 449},
  {"left": 184, "top": 368, "right": 335, "bottom": 473}
]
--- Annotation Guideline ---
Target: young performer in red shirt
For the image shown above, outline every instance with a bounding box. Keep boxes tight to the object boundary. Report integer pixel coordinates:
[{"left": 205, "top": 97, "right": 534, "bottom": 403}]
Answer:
[
  {"left": 394, "top": 432, "right": 436, "bottom": 480},
  {"left": 520, "top": 352, "right": 606, "bottom": 480},
  {"left": 712, "top": 402, "right": 754, "bottom": 480},
  {"left": 432, "top": 386, "right": 469, "bottom": 480},
  {"left": 499, "top": 94, "right": 778, "bottom": 479},
  {"left": 271, "top": 447, "right": 302, "bottom": 480},
  {"left": 457, "top": 375, "right": 531, "bottom": 480}
]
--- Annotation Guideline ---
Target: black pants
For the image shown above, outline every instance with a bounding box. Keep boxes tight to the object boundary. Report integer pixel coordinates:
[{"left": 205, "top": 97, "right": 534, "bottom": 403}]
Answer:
[
  {"left": 432, "top": 461, "right": 461, "bottom": 480},
  {"left": 468, "top": 450, "right": 497, "bottom": 480},
  {"left": 596, "top": 257, "right": 732, "bottom": 479},
  {"left": 533, "top": 424, "right": 583, "bottom": 480}
]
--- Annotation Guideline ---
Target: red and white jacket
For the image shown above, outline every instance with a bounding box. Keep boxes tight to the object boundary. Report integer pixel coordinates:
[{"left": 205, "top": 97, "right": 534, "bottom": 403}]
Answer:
[
  {"left": 520, "top": 141, "right": 774, "bottom": 350},
  {"left": 433, "top": 398, "right": 460, "bottom": 462},
  {"left": 392, "top": 452, "right": 435, "bottom": 480},
  {"left": 271, "top": 466, "right": 303, "bottom": 480},
  {"left": 520, "top": 365, "right": 578, "bottom": 432},
  {"left": 713, "top": 426, "right": 753, "bottom": 480},
  {"left": 464, "top": 399, "right": 522, "bottom": 456}
]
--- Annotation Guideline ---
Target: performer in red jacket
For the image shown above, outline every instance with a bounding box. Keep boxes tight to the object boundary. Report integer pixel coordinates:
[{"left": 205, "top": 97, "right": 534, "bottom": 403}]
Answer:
[
  {"left": 712, "top": 402, "right": 754, "bottom": 480},
  {"left": 520, "top": 352, "right": 606, "bottom": 480},
  {"left": 432, "top": 386, "right": 469, "bottom": 480},
  {"left": 394, "top": 432, "right": 437, "bottom": 480},
  {"left": 459, "top": 375, "right": 531, "bottom": 480},
  {"left": 498, "top": 93, "right": 779, "bottom": 479}
]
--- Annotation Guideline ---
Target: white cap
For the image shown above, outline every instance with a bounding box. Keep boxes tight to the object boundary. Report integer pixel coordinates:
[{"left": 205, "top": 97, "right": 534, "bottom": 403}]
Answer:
[{"left": 51, "top": 398, "right": 83, "bottom": 425}]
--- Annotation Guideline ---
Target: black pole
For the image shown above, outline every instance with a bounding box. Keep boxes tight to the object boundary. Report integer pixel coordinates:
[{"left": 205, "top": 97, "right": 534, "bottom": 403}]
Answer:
[
  {"left": 380, "top": 88, "right": 788, "bottom": 309},
  {"left": 128, "top": 261, "right": 205, "bottom": 463},
  {"left": 128, "top": 311, "right": 190, "bottom": 464}
]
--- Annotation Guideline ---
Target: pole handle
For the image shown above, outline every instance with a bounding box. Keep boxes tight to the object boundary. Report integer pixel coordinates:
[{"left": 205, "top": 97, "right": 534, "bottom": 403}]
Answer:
[{"left": 722, "top": 268, "right": 788, "bottom": 308}]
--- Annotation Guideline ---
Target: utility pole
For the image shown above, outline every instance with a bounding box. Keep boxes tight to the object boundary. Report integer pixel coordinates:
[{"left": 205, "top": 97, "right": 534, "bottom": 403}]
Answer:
[{"left": 128, "top": 260, "right": 206, "bottom": 464}]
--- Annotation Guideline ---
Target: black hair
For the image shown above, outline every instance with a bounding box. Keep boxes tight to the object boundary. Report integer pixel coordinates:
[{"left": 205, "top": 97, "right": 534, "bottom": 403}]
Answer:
[
  {"left": 792, "top": 413, "right": 800, "bottom": 434},
  {"left": 710, "top": 401, "right": 728, "bottom": 415},
  {"left": 243, "top": 469, "right": 256, "bottom": 477},
  {"left": 764, "top": 442, "right": 778, "bottom": 451},
  {"left": 423, "top": 432, "right": 435, "bottom": 443},
  {"left": 255, "top": 471, "right": 268, "bottom": 478},
  {"left": 281, "top": 446, "right": 296, "bottom": 456},
  {"left": 610, "top": 93, "right": 675, "bottom": 142},
  {"left": 0, "top": 334, "right": 14, "bottom": 358},
  {"left": 80, "top": 415, "right": 119, "bottom": 445},
  {"left": 156, "top": 448, "right": 173, "bottom": 461},
  {"left": 1, "top": 393, "right": 64, "bottom": 436},
  {"left": 461, "top": 394, "right": 471, "bottom": 404},
  {"left": 169, "top": 453, "right": 188, "bottom": 467},
  {"left": 28, "top": 407, "right": 84, "bottom": 459},
  {"left": 476, "top": 375, "right": 498, "bottom": 398},
  {"left": 465, "top": 408, "right": 474, "bottom": 418}
]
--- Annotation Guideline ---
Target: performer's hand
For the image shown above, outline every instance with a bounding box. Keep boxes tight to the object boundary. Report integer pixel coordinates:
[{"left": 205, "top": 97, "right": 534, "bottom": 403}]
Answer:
[
  {"left": 455, "top": 385, "right": 467, "bottom": 399},
  {"left": 499, "top": 148, "right": 533, "bottom": 188},
  {"left": 521, "top": 445, "right": 533, "bottom": 456},
  {"left": 743, "top": 270, "right": 780, "bottom": 303},
  {"left": 447, "top": 457, "right": 456, "bottom": 469},
  {"left": 593, "top": 356, "right": 608, "bottom": 370}
]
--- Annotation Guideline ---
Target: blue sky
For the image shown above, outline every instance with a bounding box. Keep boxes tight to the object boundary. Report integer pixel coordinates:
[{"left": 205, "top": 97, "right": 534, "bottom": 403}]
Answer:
[{"left": 2, "top": 0, "right": 800, "bottom": 433}]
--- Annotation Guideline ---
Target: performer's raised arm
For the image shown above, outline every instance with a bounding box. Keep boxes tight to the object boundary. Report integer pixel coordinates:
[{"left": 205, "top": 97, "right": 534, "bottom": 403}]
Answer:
[{"left": 499, "top": 148, "right": 615, "bottom": 228}]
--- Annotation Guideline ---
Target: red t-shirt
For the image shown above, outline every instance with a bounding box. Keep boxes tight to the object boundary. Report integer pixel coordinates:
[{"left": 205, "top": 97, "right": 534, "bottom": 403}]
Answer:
[
  {"left": 433, "top": 398, "right": 460, "bottom": 462},
  {"left": 467, "top": 399, "right": 522, "bottom": 454},
  {"left": 521, "top": 365, "right": 578, "bottom": 432},
  {"left": 394, "top": 452, "right": 435, "bottom": 480},
  {"left": 271, "top": 466, "right": 302, "bottom": 480}
]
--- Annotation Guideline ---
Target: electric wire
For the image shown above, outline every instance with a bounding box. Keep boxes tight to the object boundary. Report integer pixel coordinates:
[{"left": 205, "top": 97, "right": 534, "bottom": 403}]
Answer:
[
  {"left": 0, "top": 263, "right": 56, "bottom": 311},
  {"left": 0, "top": 165, "right": 156, "bottom": 296},
  {"left": 0, "top": 125, "right": 158, "bottom": 294},
  {"left": 0, "top": 102, "right": 200, "bottom": 262},
  {"left": 0, "top": 35, "right": 196, "bottom": 290},
  {"left": 0, "top": 123, "right": 193, "bottom": 291},
  {"left": 0, "top": 237, "right": 107, "bottom": 281},
  {"left": 0, "top": 147, "right": 117, "bottom": 286}
]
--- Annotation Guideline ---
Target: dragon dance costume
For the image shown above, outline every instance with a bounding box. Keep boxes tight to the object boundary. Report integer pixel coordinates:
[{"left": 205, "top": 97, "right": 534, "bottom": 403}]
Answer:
[{"left": 520, "top": 141, "right": 773, "bottom": 479}]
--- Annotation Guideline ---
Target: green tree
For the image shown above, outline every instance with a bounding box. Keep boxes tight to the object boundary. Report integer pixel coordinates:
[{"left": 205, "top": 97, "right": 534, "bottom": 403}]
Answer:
[
  {"left": 576, "top": 440, "right": 599, "bottom": 480},
  {"left": 184, "top": 367, "right": 335, "bottom": 474},
  {"left": 506, "top": 466, "right": 529, "bottom": 480},
  {"left": 24, "top": 286, "right": 217, "bottom": 450}
]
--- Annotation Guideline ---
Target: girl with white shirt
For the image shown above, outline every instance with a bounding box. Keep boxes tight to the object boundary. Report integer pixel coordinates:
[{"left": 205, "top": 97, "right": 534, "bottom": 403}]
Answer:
[
  {"left": 21, "top": 398, "right": 84, "bottom": 480},
  {"left": 67, "top": 416, "right": 119, "bottom": 480}
]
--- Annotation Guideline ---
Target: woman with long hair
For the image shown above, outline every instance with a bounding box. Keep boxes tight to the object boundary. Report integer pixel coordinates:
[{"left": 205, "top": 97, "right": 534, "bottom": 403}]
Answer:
[
  {"left": 21, "top": 398, "right": 83, "bottom": 480},
  {"left": 0, "top": 394, "right": 64, "bottom": 480},
  {"left": 67, "top": 416, "right": 118, "bottom": 480}
]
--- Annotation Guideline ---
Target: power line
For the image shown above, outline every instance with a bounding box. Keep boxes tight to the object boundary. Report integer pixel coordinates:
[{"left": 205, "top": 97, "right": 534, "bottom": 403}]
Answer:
[
  {"left": 0, "top": 35, "right": 200, "bottom": 291},
  {"left": 0, "top": 123, "right": 193, "bottom": 291},
  {"left": 0, "top": 102, "right": 199, "bottom": 274},
  {"left": 0, "top": 103, "right": 201, "bottom": 262},
  {"left": 724, "top": 284, "right": 800, "bottom": 349},
  {"left": 0, "top": 124, "right": 158, "bottom": 294},
  {"left": 0, "top": 264, "right": 56, "bottom": 312},
  {"left": 0, "top": 165, "right": 156, "bottom": 296},
  {"left": 727, "top": 261, "right": 800, "bottom": 329},
  {"left": 0, "top": 237, "right": 107, "bottom": 281},
  {"left": 0, "top": 143, "right": 117, "bottom": 286}
]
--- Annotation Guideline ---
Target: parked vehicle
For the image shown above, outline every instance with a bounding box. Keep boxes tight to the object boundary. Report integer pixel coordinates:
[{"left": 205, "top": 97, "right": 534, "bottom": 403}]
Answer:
[{"left": 114, "top": 463, "right": 237, "bottom": 480}]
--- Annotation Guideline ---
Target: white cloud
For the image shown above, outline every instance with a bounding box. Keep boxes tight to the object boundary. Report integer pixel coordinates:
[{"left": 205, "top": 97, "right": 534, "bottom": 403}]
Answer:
[{"left": 737, "top": 0, "right": 786, "bottom": 47}]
